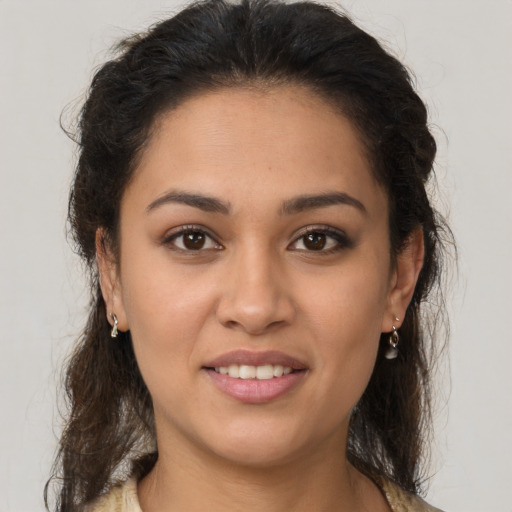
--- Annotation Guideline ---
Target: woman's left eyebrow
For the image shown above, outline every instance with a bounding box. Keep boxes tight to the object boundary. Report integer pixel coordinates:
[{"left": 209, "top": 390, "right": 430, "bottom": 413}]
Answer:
[{"left": 280, "top": 192, "right": 367, "bottom": 215}]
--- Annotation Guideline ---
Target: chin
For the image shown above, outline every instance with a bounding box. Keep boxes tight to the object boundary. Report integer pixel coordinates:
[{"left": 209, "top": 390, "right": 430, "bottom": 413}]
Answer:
[
  {"left": 211, "top": 439, "right": 301, "bottom": 469},
  {"left": 198, "top": 417, "right": 320, "bottom": 469}
]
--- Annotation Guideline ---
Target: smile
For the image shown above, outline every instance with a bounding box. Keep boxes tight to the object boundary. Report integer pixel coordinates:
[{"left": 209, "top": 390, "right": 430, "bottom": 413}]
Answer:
[
  {"left": 213, "top": 364, "right": 294, "bottom": 379},
  {"left": 203, "top": 351, "right": 308, "bottom": 404}
]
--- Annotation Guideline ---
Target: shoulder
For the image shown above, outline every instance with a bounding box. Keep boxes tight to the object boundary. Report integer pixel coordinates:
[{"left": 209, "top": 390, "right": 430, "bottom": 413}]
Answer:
[
  {"left": 84, "top": 477, "right": 142, "bottom": 512},
  {"left": 83, "top": 473, "right": 444, "bottom": 512},
  {"left": 378, "top": 476, "right": 445, "bottom": 512}
]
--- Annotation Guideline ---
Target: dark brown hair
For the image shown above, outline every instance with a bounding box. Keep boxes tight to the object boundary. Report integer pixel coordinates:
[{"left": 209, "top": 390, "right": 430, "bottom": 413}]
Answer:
[{"left": 47, "top": 0, "right": 451, "bottom": 509}]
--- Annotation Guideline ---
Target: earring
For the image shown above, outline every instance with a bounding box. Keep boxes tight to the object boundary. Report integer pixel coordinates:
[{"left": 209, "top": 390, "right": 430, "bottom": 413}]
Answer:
[
  {"left": 110, "top": 313, "right": 119, "bottom": 338},
  {"left": 385, "top": 317, "right": 400, "bottom": 360}
]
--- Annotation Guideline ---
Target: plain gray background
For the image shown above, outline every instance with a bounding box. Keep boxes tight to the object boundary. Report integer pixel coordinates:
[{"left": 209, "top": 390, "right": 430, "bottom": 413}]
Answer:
[{"left": 1, "top": 1, "right": 511, "bottom": 511}]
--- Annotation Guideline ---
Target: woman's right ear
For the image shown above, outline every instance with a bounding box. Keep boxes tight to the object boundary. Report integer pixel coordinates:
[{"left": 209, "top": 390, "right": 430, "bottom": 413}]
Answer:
[{"left": 95, "top": 229, "right": 128, "bottom": 333}]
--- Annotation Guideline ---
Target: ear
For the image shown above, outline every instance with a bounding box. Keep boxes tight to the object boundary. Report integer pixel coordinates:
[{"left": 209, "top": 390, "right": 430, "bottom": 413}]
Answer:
[
  {"left": 382, "top": 227, "right": 424, "bottom": 332},
  {"left": 96, "top": 229, "right": 128, "bottom": 333}
]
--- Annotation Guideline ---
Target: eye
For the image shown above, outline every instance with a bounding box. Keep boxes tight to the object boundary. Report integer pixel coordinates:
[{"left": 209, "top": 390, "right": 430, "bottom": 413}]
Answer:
[
  {"left": 165, "top": 227, "right": 222, "bottom": 251},
  {"left": 289, "top": 227, "right": 351, "bottom": 253}
]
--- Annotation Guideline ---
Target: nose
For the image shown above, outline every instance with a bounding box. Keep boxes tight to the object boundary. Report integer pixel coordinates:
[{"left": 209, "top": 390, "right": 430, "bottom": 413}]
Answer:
[{"left": 216, "top": 244, "right": 295, "bottom": 335}]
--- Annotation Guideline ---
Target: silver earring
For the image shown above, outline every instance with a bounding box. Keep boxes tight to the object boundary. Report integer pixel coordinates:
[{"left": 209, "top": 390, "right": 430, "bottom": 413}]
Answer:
[
  {"left": 110, "top": 313, "right": 119, "bottom": 338},
  {"left": 385, "top": 317, "right": 400, "bottom": 360}
]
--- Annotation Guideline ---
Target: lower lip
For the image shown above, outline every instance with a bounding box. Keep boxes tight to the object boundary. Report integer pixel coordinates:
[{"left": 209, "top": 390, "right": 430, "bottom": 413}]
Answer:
[{"left": 205, "top": 369, "right": 306, "bottom": 404}]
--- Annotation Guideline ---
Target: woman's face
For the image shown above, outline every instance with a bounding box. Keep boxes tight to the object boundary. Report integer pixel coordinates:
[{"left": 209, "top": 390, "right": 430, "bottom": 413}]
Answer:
[{"left": 101, "top": 86, "right": 414, "bottom": 466}]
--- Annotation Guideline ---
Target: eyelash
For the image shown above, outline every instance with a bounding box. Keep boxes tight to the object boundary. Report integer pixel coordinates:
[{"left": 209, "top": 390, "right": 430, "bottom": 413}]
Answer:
[
  {"left": 289, "top": 226, "right": 353, "bottom": 255},
  {"left": 162, "top": 225, "right": 352, "bottom": 254},
  {"left": 162, "top": 225, "right": 223, "bottom": 252}
]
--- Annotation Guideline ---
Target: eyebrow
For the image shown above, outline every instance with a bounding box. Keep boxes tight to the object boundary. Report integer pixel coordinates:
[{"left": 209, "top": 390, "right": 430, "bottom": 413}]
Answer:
[
  {"left": 145, "top": 190, "right": 366, "bottom": 216},
  {"left": 281, "top": 192, "right": 367, "bottom": 215},
  {"left": 146, "top": 191, "right": 231, "bottom": 214}
]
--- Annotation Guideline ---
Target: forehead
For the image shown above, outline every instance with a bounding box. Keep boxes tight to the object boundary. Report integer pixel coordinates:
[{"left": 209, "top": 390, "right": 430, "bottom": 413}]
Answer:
[{"left": 127, "top": 85, "right": 387, "bottom": 215}]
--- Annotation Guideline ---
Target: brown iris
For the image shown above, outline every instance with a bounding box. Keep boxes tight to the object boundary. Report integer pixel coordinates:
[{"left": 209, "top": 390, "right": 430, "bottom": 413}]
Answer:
[
  {"left": 183, "top": 231, "right": 206, "bottom": 250},
  {"left": 303, "top": 232, "right": 327, "bottom": 250}
]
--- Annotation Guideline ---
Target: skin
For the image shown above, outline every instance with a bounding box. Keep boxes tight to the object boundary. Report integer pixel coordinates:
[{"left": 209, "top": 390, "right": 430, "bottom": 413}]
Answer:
[{"left": 98, "top": 85, "right": 424, "bottom": 512}]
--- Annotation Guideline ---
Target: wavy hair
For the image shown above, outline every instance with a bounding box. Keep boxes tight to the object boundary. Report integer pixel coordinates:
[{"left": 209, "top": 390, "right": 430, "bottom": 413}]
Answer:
[{"left": 46, "top": 0, "right": 451, "bottom": 509}]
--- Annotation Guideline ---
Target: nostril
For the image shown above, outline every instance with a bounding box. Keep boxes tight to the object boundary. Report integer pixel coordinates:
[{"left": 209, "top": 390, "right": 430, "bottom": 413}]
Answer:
[
  {"left": 215, "top": 270, "right": 296, "bottom": 334},
  {"left": 220, "top": 316, "right": 289, "bottom": 336}
]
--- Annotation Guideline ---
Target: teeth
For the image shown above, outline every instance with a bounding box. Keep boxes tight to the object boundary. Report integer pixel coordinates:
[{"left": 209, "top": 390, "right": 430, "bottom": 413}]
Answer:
[
  {"left": 239, "top": 365, "right": 256, "bottom": 379},
  {"left": 256, "top": 364, "right": 274, "bottom": 380},
  {"left": 273, "top": 364, "right": 284, "bottom": 377},
  {"left": 228, "top": 365, "right": 239, "bottom": 378},
  {"left": 214, "top": 364, "right": 294, "bottom": 379}
]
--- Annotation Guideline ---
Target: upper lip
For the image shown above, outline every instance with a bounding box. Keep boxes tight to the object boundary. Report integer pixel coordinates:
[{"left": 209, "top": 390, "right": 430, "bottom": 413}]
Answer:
[{"left": 203, "top": 350, "right": 308, "bottom": 370}]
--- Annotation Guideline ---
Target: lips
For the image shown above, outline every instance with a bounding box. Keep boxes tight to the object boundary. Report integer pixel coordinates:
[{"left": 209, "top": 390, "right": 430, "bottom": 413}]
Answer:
[
  {"left": 204, "top": 350, "right": 307, "bottom": 370},
  {"left": 203, "top": 350, "right": 308, "bottom": 404}
]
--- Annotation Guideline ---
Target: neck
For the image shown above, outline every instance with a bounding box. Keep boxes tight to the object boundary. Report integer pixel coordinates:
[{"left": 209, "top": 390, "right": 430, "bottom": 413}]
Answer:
[{"left": 138, "top": 431, "right": 388, "bottom": 512}]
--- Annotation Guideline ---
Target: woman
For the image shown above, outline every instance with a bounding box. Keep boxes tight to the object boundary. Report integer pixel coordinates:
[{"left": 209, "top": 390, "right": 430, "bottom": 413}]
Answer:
[{"left": 47, "top": 0, "right": 449, "bottom": 510}]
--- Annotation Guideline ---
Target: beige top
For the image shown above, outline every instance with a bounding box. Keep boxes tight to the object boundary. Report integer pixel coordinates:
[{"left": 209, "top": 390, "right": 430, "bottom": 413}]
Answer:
[{"left": 86, "top": 475, "right": 444, "bottom": 512}]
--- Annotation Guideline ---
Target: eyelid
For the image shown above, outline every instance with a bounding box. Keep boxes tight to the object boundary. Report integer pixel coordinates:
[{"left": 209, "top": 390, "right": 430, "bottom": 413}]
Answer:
[
  {"left": 289, "top": 225, "right": 353, "bottom": 252},
  {"left": 161, "top": 224, "right": 351, "bottom": 253},
  {"left": 162, "top": 224, "right": 223, "bottom": 250}
]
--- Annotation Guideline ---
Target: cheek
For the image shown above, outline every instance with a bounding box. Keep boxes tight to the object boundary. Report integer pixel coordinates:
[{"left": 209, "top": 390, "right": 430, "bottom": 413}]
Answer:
[
  {"left": 118, "top": 254, "right": 217, "bottom": 381},
  {"left": 303, "top": 259, "right": 390, "bottom": 338},
  {"left": 300, "top": 257, "right": 389, "bottom": 390}
]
